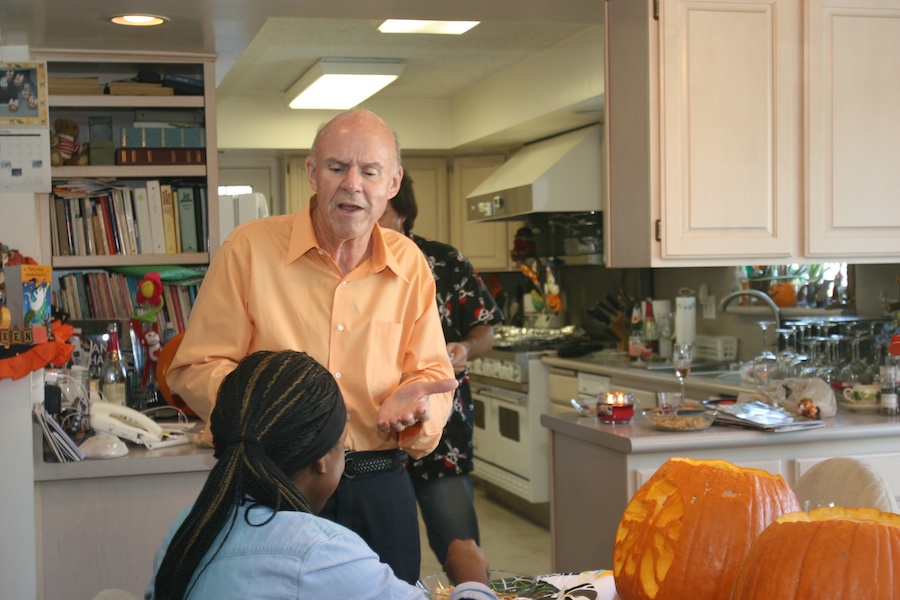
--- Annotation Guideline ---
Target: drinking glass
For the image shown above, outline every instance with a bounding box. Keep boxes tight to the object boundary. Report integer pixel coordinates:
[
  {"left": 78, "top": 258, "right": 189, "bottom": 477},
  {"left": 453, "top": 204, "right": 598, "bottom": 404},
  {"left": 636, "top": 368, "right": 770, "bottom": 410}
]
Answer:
[{"left": 672, "top": 343, "right": 693, "bottom": 398}]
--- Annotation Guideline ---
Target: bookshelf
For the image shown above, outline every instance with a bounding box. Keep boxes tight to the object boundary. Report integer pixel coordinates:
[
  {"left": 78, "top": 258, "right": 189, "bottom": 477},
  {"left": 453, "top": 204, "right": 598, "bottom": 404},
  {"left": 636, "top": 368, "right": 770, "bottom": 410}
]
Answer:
[{"left": 31, "top": 51, "right": 219, "bottom": 330}]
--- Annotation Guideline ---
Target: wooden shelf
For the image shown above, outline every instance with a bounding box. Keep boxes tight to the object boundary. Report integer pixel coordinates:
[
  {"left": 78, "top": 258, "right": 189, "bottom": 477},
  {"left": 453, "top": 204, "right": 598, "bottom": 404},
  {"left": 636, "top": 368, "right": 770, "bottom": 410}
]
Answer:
[
  {"left": 52, "top": 165, "right": 207, "bottom": 179},
  {"left": 51, "top": 253, "right": 210, "bottom": 269},
  {"left": 48, "top": 95, "right": 204, "bottom": 108}
]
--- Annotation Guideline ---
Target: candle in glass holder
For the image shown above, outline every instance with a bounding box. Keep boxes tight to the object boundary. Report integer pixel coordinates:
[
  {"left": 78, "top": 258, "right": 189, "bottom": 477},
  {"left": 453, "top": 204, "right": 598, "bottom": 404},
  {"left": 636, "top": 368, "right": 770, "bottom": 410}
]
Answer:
[{"left": 597, "top": 391, "right": 635, "bottom": 424}]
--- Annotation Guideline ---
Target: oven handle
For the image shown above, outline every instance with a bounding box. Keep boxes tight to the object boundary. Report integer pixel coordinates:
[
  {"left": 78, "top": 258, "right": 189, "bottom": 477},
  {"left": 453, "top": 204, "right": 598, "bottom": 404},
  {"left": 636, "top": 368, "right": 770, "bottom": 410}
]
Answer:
[{"left": 472, "top": 388, "right": 527, "bottom": 406}]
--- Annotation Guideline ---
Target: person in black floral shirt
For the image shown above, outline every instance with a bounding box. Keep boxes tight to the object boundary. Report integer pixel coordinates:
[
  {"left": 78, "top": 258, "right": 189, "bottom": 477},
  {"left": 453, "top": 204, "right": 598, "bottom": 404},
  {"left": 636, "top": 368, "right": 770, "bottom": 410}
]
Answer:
[{"left": 380, "top": 172, "right": 504, "bottom": 569}]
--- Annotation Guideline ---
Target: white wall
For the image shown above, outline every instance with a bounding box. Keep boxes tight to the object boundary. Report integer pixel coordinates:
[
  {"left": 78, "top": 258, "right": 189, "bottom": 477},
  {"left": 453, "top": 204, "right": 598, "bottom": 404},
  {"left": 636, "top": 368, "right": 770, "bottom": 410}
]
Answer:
[{"left": 0, "top": 44, "right": 41, "bottom": 600}]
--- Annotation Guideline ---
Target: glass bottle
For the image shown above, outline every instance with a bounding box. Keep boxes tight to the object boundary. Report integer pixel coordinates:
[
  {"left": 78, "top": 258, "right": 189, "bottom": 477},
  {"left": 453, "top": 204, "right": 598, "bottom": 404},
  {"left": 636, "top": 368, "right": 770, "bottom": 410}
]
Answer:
[
  {"left": 642, "top": 299, "right": 659, "bottom": 359},
  {"left": 628, "top": 301, "right": 644, "bottom": 361},
  {"left": 880, "top": 364, "right": 898, "bottom": 416},
  {"left": 100, "top": 322, "right": 129, "bottom": 406}
]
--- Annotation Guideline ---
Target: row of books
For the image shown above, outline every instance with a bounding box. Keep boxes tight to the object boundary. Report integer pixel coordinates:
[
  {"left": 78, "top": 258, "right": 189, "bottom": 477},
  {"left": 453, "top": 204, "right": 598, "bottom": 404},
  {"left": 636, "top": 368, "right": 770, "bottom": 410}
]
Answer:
[
  {"left": 50, "top": 179, "right": 209, "bottom": 257},
  {"left": 53, "top": 270, "right": 200, "bottom": 336}
]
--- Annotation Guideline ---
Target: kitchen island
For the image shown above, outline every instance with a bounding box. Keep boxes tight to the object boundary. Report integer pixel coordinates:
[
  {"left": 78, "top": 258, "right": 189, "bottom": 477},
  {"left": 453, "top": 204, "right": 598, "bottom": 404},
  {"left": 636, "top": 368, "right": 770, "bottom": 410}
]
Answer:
[
  {"left": 538, "top": 355, "right": 900, "bottom": 573},
  {"left": 32, "top": 425, "right": 215, "bottom": 599}
]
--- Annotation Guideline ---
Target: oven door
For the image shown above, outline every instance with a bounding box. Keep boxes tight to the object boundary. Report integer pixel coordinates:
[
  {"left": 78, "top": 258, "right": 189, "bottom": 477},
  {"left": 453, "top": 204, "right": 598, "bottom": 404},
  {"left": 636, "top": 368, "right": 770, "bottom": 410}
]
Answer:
[{"left": 472, "top": 383, "right": 530, "bottom": 480}]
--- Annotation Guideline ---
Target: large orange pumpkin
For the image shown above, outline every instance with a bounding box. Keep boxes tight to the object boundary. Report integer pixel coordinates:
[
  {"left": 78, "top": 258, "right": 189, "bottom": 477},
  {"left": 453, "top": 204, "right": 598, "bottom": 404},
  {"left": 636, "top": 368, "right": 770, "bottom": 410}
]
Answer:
[
  {"left": 732, "top": 506, "right": 900, "bottom": 599},
  {"left": 613, "top": 457, "right": 799, "bottom": 600}
]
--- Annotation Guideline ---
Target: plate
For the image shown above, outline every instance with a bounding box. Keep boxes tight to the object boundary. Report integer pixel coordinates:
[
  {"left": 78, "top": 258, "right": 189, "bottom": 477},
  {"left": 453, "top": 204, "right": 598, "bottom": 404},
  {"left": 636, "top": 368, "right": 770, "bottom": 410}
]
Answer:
[
  {"left": 837, "top": 400, "right": 881, "bottom": 412},
  {"left": 417, "top": 571, "right": 538, "bottom": 598}
]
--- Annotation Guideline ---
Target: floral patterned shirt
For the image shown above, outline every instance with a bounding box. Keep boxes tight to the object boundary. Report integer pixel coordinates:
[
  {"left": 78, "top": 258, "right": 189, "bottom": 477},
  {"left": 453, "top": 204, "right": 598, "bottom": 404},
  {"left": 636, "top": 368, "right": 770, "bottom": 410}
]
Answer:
[{"left": 405, "top": 234, "right": 504, "bottom": 479}]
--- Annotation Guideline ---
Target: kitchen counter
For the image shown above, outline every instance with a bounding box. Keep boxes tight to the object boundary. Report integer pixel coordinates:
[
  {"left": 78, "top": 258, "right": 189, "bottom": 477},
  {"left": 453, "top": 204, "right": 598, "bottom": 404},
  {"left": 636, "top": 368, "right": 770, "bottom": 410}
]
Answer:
[
  {"left": 539, "top": 397, "right": 900, "bottom": 573},
  {"left": 32, "top": 425, "right": 215, "bottom": 598}
]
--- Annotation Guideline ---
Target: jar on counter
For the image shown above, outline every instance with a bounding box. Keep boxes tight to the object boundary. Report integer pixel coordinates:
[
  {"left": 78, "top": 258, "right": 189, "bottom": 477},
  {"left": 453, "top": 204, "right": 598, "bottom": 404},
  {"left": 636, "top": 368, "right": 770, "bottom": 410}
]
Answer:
[{"left": 880, "top": 365, "right": 898, "bottom": 416}]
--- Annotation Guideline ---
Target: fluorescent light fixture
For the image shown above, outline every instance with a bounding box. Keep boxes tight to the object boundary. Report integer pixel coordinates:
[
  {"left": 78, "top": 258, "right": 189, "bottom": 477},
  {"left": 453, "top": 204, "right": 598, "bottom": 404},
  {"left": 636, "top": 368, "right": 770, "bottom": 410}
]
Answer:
[
  {"left": 284, "top": 58, "right": 405, "bottom": 110},
  {"left": 378, "top": 19, "right": 479, "bottom": 35},
  {"left": 110, "top": 14, "right": 168, "bottom": 26}
]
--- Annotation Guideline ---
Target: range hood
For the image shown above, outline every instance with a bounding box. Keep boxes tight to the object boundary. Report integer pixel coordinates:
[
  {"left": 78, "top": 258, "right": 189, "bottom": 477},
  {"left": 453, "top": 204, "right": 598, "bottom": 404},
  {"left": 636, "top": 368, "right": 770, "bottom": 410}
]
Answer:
[{"left": 467, "top": 124, "right": 602, "bottom": 223}]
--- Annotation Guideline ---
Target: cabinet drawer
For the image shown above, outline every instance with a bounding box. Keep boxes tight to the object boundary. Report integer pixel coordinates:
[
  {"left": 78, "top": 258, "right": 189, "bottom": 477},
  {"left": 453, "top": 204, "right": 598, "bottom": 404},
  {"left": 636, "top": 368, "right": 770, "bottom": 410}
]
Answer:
[{"left": 548, "top": 367, "right": 579, "bottom": 403}]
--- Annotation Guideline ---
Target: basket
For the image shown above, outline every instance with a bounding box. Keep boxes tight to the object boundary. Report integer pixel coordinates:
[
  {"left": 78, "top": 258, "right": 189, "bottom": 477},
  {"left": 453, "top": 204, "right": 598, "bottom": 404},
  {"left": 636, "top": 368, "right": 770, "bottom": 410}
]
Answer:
[{"left": 694, "top": 335, "right": 738, "bottom": 361}]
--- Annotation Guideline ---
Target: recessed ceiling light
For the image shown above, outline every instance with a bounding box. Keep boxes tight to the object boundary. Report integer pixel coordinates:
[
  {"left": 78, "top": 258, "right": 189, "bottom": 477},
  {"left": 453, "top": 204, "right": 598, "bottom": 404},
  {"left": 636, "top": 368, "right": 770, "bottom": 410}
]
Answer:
[
  {"left": 110, "top": 14, "right": 168, "bottom": 27},
  {"left": 377, "top": 20, "right": 479, "bottom": 35}
]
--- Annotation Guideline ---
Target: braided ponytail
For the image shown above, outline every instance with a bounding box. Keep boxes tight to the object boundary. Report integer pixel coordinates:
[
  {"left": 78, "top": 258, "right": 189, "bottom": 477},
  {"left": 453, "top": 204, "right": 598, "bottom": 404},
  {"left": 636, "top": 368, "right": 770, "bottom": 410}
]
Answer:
[{"left": 153, "top": 350, "right": 345, "bottom": 599}]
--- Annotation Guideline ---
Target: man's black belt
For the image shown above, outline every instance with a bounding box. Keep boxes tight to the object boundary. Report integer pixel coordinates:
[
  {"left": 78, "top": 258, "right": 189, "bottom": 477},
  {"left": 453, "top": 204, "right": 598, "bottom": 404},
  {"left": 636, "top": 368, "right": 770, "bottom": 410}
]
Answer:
[{"left": 343, "top": 449, "right": 408, "bottom": 479}]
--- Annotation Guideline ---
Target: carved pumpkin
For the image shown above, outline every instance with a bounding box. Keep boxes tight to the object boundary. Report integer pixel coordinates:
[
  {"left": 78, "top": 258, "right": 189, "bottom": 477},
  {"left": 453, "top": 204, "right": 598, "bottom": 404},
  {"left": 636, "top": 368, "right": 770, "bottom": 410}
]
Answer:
[
  {"left": 732, "top": 506, "right": 900, "bottom": 599},
  {"left": 613, "top": 457, "right": 800, "bottom": 600}
]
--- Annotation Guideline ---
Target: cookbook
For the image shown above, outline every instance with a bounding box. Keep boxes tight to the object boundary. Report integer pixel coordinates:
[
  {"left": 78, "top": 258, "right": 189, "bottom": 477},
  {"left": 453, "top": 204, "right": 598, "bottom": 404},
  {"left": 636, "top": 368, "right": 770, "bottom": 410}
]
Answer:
[{"left": 705, "top": 400, "right": 825, "bottom": 433}]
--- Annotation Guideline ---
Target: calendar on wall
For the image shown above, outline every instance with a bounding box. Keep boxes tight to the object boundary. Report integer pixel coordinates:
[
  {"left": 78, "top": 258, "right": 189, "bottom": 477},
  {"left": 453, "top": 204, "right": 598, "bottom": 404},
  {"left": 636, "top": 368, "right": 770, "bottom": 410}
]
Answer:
[{"left": 0, "top": 61, "right": 51, "bottom": 193}]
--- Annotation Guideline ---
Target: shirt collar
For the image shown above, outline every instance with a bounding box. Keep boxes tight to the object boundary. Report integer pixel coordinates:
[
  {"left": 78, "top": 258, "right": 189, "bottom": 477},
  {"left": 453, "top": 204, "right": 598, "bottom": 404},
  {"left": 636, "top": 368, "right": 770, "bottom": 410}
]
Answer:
[{"left": 286, "top": 198, "right": 408, "bottom": 282}]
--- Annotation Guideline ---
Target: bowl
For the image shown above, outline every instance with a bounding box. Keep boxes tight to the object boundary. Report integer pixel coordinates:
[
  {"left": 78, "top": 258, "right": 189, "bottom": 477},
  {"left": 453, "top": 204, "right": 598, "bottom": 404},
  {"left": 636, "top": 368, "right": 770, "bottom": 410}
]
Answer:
[
  {"left": 642, "top": 407, "right": 717, "bottom": 432},
  {"left": 416, "top": 570, "right": 538, "bottom": 598}
]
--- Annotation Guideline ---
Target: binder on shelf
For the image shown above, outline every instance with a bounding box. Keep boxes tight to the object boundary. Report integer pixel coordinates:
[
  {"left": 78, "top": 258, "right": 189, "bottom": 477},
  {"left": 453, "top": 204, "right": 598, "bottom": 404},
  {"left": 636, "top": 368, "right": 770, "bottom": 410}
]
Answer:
[
  {"left": 176, "top": 186, "right": 199, "bottom": 253},
  {"left": 54, "top": 198, "right": 72, "bottom": 256},
  {"left": 120, "top": 127, "right": 207, "bottom": 149},
  {"left": 145, "top": 180, "right": 168, "bottom": 254},
  {"left": 115, "top": 148, "right": 206, "bottom": 165}
]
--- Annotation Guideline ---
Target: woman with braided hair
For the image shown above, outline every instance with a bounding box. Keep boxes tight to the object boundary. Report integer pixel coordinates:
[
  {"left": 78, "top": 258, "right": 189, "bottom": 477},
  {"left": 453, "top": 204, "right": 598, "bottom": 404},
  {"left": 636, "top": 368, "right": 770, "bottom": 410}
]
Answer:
[{"left": 147, "top": 350, "right": 499, "bottom": 600}]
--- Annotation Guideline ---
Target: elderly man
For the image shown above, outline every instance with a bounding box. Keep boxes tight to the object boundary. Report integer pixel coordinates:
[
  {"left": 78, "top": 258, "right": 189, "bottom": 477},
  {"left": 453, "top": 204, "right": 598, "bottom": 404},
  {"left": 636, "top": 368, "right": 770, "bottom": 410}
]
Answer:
[{"left": 167, "top": 109, "right": 456, "bottom": 583}]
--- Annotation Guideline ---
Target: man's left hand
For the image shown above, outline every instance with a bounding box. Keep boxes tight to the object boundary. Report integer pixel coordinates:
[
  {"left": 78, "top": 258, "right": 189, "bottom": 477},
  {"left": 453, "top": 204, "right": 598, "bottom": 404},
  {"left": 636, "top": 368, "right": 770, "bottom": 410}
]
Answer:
[{"left": 376, "top": 378, "right": 458, "bottom": 432}]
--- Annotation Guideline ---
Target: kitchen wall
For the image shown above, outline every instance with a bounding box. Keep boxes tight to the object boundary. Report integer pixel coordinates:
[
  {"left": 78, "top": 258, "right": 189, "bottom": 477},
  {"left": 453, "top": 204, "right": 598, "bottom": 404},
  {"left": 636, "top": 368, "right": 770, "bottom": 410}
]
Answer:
[{"left": 653, "top": 263, "right": 900, "bottom": 362}]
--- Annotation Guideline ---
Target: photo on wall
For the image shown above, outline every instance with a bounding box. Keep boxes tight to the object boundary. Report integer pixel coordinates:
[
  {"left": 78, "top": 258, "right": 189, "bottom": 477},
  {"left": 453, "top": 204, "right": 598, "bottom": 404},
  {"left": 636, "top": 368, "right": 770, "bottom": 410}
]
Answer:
[{"left": 0, "top": 62, "right": 48, "bottom": 126}]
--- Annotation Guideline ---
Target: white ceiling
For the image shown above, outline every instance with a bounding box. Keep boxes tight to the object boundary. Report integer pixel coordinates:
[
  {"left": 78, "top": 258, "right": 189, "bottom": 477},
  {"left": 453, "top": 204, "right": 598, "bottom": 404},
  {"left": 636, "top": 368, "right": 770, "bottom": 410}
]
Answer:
[{"left": 0, "top": 0, "right": 605, "bottom": 150}]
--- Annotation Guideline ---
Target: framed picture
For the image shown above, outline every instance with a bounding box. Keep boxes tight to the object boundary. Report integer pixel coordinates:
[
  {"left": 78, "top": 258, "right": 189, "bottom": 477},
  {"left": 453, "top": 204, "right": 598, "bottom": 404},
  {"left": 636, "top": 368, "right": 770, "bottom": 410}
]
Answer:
[{"left": 0, "top": 61, "right": 48, "bottom": 127}]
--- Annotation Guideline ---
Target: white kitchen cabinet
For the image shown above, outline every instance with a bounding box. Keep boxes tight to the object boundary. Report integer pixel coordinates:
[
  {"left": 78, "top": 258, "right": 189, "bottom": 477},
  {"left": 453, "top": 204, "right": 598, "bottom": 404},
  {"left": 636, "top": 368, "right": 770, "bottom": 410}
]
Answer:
[
  {"left": 605, "top": 0, "right": 900, "bottom": 267},
  {"left": 450, "top": 155, "right": 522, "bottom": 272},
  {"left": 805, "top": 0, "right": 900, "bottom": 258}
]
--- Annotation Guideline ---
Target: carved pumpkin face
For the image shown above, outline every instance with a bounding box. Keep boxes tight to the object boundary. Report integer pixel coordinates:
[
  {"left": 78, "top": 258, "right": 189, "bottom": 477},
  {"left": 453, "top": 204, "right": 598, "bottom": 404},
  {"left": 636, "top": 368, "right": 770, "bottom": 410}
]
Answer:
[
  {"left": 613, "top": 457, "right": 800, "bottom": 600},
  {"left": 732, "top": 506, "right": 900, "bottom": 599}
]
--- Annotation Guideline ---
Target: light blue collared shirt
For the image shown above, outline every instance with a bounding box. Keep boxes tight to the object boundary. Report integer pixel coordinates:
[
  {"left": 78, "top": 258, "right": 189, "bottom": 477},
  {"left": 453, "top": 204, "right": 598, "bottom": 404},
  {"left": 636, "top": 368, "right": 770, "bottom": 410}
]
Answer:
[{"left": 146, "top": 502, "right": 496, "bottom": 600}]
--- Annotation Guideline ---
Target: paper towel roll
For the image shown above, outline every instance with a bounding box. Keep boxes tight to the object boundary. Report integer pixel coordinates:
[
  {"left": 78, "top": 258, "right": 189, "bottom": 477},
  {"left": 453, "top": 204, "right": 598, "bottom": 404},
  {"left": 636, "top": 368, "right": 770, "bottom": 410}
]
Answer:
[
  {"left": 675, "top": 296, "right": 696, "bottom": 345},
  {"left": 652, "top": 300, "right": 673, "bottom": 359}
]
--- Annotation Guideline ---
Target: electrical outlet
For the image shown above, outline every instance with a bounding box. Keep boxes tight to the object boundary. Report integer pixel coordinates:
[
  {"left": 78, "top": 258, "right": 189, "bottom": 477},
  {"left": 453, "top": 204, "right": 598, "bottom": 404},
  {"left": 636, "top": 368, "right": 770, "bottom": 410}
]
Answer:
[{"left": 703, "top": 295, "right": 717, "bottom": 320}]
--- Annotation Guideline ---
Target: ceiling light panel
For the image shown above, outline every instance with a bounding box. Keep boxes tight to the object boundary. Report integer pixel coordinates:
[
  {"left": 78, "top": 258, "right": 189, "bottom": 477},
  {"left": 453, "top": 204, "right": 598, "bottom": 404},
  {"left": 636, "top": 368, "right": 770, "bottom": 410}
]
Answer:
[
  {"left": 284, "top": 59, "right": 405, "bottom": 110},
  {"left": 377, "top": 20, "right": 479, "bottom": 35}
]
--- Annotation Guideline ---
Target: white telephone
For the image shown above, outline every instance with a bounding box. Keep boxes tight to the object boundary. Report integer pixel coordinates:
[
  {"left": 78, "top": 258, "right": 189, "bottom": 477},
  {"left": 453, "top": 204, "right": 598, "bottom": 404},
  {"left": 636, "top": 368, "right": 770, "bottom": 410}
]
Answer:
[{"left": 90, "top": 401, "right": 164, "bottom": 446}]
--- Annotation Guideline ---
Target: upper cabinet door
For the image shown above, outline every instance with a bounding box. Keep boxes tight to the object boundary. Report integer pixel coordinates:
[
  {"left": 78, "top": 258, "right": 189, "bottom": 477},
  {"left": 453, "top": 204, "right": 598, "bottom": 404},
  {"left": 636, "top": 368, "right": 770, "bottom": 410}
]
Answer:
[
  {"left": 659, "top": 0, "right": 800, "bottom": 259},
  {"left": 806, "top": 0, "right": 900, "bottom": 258}
]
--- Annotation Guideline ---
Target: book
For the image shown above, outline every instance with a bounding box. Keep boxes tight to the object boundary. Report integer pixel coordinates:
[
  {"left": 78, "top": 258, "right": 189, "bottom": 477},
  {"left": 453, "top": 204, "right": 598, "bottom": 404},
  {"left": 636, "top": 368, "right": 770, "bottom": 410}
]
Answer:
[
  {"left": 120, "top": 188, "right": 139, "bottom": 254},
  {"left": 176, "top": 186, "right": 199, "bottom": 252},
  {"left": 80, "top": 197, "right": 96, "bottom": 255},
  {"left": 97, "top": 194, "right": 119, "bottom": 255},
  {"left": 197, "top": 187, "right": 209, "bottom": 252},
  {"left": 161, "top": 73, "right": 204, "bottom": 96},
  {"left": 110, "top": 189, "right": 130, "bottom": 255},
  {"left": 53, "top": 197, "right": 72, "bottom": 256},
  {"left": 159, "top": 184, "right": 179, "bottom": 253},
  {"left": 130, "top": 186, "right": 154, "bottom": 254},
  {"left": 5, "top": 264, "right": 53, "bottom": 344},
  {"left": 105, "top": 81, "right": 174, "bottom": 96},
  {"left": 91, "top": 209, "right": 108, "bottom": 255},
  {"left": 145, "top": 180, "right": 168, "bottom": 254},
  {"left": 115, "top": 148, "right": 207, "bottom": 165},
  {"left": 48, "top": 76, "right": 103, "bottom": 96}
]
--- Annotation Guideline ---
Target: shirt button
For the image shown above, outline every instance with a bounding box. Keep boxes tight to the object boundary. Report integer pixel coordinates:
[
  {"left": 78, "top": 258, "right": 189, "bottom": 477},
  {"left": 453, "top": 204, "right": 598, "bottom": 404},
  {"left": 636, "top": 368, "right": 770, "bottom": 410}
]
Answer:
[
  {"left": 335, "top": 372, "right": 342, "bottom": 379},
  {"left": 337, "top": 324, "right": 344, "bottom": 331}
]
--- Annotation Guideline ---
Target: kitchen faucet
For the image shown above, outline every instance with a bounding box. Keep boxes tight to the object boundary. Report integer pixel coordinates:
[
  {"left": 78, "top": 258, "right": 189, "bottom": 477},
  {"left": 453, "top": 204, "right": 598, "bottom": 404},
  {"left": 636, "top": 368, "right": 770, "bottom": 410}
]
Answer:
[{"left": 718, "top": 289, "right": 782, "bottom": 330}]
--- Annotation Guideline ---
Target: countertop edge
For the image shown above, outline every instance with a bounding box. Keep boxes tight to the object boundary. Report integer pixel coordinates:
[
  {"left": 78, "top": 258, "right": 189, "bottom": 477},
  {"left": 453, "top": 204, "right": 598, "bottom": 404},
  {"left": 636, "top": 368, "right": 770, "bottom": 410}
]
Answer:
[{"left": 33, "top": 424, "right": 216, "bottom": 482}]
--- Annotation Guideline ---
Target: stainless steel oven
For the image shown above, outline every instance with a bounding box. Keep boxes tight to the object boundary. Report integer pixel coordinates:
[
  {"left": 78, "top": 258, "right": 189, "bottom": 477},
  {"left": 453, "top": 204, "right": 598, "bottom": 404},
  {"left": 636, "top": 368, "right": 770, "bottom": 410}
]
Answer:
[{"left": 470, "top": 349, "right": 550, "bottom": 503}]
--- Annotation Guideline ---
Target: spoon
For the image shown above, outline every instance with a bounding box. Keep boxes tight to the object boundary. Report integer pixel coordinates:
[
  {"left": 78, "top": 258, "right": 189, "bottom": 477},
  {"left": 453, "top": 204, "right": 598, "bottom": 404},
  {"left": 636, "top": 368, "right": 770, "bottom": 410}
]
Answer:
[{"left": 570, "top": 398, "right": 595, "bottom": 417}]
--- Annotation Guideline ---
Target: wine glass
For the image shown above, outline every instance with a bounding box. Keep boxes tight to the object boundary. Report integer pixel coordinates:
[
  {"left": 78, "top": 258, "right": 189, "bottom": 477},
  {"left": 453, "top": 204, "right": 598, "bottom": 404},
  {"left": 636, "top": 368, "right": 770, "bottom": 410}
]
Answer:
[{"left": 673, "top": 343, "right": 693, "bottom": 398}]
